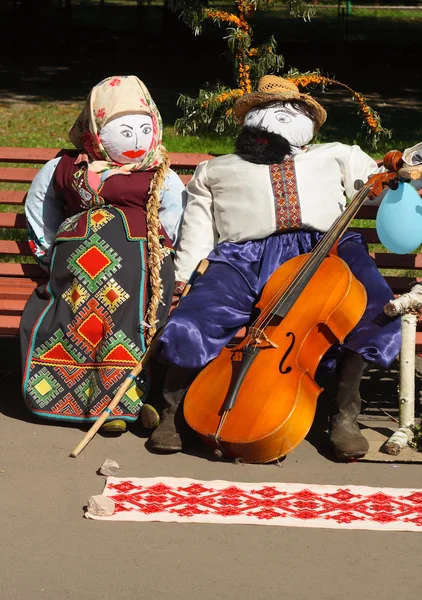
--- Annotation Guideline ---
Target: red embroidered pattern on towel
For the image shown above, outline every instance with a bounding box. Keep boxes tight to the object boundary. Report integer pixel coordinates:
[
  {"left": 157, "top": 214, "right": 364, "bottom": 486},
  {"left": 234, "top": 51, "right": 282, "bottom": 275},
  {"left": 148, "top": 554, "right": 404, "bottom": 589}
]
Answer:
[
  {"left": 85, "top": 477, "right": 422, "bottom": 531},
  {"left": 270, "top": 159, "right": 302, "bottom": 231}
]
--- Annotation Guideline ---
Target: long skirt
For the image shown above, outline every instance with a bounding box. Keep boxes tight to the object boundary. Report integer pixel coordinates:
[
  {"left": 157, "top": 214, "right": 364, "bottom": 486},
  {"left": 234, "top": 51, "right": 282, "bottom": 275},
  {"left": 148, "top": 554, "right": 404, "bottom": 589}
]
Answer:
[
  {"left": 21, "top": 206, "right": 174, "bottom": 423},
  {"left": 157, "top": 230, "right": 401, "bottom": 372}
]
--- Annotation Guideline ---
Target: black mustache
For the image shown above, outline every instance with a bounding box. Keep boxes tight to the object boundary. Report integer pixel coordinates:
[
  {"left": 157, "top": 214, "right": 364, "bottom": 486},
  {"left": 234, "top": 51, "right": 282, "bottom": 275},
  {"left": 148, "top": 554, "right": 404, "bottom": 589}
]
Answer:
[{"left": 235, "top": 126, "right": 292, "bottom": 165}]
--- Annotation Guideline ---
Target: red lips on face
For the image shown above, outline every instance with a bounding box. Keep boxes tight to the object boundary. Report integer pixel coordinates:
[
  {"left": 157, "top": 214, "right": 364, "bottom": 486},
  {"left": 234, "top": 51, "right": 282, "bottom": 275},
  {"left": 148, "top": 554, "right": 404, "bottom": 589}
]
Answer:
[{"left": 122, "top": 149, "right": 146, "bottom": 159}]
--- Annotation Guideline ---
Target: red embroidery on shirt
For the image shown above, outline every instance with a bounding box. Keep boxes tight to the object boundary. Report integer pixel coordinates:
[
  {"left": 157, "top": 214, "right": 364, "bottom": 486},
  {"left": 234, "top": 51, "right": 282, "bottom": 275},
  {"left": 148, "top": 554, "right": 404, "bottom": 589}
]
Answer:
[{"left": 270, "top": 159, "right": 302, "bottom": 231}]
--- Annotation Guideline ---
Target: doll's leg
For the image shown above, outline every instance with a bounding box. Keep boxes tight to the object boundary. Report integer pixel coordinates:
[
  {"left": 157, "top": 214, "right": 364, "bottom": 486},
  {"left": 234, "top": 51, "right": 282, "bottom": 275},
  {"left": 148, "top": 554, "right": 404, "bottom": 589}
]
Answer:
[
  {"left": 149, "top": 261, "right": 259, "bottom": 452},
  {"left": 329, "top": 350, "right": 369, "bottom": 459},
  {"left": 328, "top": 232, "right": 402, "bottom": 459}
]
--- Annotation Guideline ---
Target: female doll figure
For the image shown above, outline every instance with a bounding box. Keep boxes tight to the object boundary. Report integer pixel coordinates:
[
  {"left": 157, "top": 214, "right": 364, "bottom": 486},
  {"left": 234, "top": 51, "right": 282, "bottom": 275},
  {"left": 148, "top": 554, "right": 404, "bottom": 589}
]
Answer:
[{"left": 21, "top": 75, "right": 185, "bottom": 433}]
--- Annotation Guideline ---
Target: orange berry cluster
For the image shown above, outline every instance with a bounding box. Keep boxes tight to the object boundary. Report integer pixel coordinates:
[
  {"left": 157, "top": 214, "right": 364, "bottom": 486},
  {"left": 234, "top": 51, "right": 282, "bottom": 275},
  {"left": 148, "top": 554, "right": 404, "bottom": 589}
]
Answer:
[
  {"left": 289, "top": 74, "right": 382, "bottom": 133},
  {"left": 201, "top": 89, "right": 243, "bottom": 109},
  {"left": 204, "top": 9, "right": 248, "bottom": 32},
  {"left": 238, "top": 58, "right": 252, "bottom": 94}
]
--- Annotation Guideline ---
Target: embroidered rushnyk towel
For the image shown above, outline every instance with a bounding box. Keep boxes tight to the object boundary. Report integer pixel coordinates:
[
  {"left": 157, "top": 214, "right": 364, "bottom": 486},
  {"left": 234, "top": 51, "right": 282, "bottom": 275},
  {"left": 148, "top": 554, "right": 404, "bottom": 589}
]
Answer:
[{"left": 85, "top": 477, "right": 422, "bottom": 531}]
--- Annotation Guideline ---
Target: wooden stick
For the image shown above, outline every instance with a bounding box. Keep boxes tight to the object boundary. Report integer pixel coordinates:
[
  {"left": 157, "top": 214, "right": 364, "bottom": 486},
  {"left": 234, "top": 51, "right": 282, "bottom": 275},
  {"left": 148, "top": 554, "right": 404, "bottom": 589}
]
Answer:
[{"left": 69, "top": 258, "right": 209, "bottom": 458}]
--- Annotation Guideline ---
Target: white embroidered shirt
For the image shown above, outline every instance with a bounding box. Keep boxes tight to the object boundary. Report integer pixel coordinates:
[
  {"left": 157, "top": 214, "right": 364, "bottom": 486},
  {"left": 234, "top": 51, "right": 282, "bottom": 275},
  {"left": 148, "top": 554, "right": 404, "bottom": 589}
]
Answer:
[{"left": 175, "top": 142, "right": 386, "bottom": 283}]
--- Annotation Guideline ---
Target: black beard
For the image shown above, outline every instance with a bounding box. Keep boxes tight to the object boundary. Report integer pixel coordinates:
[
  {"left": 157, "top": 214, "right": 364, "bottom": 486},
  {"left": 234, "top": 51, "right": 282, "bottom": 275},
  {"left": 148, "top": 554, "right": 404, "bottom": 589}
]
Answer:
[{"left": 234, "top": 126, "right": 292, "bottom": 165}]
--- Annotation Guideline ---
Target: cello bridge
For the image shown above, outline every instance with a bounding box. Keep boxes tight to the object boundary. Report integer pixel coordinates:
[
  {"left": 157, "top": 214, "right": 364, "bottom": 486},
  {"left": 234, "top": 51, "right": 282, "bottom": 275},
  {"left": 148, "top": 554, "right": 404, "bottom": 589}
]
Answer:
[{"left": 249, "top": 327, "right": 279, "bottom": 349}]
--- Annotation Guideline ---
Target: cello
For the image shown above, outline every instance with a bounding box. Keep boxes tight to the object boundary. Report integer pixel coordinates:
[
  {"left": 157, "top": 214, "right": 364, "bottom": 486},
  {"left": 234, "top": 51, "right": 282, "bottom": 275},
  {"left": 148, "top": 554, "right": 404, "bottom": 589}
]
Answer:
[{"left": 183, "top": 151, "right": 404, "bottom": 464}]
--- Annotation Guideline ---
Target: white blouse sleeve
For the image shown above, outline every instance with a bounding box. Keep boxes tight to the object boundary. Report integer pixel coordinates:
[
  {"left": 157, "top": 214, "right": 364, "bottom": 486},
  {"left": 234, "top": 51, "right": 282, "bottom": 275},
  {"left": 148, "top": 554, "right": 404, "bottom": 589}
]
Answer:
[
  {"left": 336, "top": 144, "right": 386, "bottom": 205},
  {"left": 174, "top": 161, "right": 217, "bottom": 284},
  {"left": 25, "top": 157, "right": 65, "bottom": 259},
  {"left": 159, "top": 169, "right": 186, "bottom": 246}
]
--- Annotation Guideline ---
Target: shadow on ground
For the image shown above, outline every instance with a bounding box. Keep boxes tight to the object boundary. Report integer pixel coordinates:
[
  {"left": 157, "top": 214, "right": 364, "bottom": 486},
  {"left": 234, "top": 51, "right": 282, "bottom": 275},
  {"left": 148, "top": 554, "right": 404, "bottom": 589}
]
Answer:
[{"left": 2, "top": 333, "right": 418, "bottom": 464}]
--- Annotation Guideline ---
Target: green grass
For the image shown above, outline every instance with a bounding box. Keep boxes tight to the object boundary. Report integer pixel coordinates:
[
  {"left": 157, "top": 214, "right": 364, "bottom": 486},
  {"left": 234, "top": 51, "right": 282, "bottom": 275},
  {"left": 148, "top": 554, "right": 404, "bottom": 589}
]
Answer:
[
  {"left": 0, "top": 102, "right": 235, "bottom": 154},
  {"left": 1, "top": 100, "right": 418, "bottom": 157},
  {"left": 1, "top": 100, "right": 421, "bottom": 276}
]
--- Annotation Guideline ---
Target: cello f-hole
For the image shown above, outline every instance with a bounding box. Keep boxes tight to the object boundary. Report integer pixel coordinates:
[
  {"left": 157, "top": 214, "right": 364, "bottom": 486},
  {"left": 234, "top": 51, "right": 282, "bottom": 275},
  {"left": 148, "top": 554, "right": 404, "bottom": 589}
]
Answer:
[{"left": 279, "top": 332, "right": 295, "bottom": 374}]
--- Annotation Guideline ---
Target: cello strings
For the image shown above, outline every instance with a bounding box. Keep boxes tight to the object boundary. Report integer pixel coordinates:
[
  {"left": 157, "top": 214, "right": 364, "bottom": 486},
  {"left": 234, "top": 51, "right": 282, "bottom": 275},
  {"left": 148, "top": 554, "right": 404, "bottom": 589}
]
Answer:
[
  {"left": 244, "top": 185, "right": 371, "bottom": 347},
  {"left": 255, "top": 185, "right": 370, "bottom": 330},
  {"left": 251, "top": 185, "right": 371, "bottom": 335}
]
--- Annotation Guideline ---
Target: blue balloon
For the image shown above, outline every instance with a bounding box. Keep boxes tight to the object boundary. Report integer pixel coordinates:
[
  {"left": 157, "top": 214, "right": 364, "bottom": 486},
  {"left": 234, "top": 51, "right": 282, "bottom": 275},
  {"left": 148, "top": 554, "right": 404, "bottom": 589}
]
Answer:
[{"left": 376, "top": 182, "right": 422, "bottom": 254}]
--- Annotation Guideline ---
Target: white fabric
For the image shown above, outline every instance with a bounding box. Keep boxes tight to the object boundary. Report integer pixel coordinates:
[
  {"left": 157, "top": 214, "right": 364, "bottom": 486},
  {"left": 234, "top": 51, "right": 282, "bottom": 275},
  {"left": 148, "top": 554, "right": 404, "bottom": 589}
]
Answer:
[
  {"left": 403, "top": 142, "right": 422, "bottom": 166},
  {"left": 25, "top": 157, "right": 186, "bottom": 257},
  {"left": 99, "top": 114, "right": 154, "bottom": 165},
  {"left": 244, "top": 102, "right": 315, "bottom": 152},
  {"left": 85, "top": 476, "right": 422, "bottom": 532},
  {"left": 175, "top": 142, "right": 386, "bottom": 283},
  {"left": 24, "top": 157, "right": 64, "bottom": 257}
]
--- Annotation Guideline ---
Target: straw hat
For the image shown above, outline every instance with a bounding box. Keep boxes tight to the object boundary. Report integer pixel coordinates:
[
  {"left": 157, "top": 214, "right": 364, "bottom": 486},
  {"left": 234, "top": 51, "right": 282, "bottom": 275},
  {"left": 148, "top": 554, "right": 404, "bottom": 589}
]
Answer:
[{"left": 233, "top": 75, "right": 327, "bottom": 131}]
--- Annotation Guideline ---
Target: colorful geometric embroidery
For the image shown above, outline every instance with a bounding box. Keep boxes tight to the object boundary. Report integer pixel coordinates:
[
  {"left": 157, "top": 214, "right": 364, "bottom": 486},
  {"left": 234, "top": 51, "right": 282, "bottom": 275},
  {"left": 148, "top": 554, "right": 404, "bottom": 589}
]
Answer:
[
  {"left": 27, "top": 367, "right": 64, "bottom": 408},
  {"left": 55, "top": 365, "right": 88, "bottom": 388},
  {"left": 119, "top": 380, "right": 148, "bottom": 414},
  {"left": 90, "top": 396, "right": 124, "bottom": 417},
  {"left": 270, "top": 159, "right": 302, "bottom": 231},
  {"left": 57, "top": 213, "right": 86, "bottom": 236},
  {"left": 97, "top": 330, "right": 142, "bottom": 367},
  {"left": 74, "top": 375, "right": 101, "bottom": 407},
  {"left": 99, "top": 366, "right": 127, "bottom": 391},
  {"left": 67, "top": 298, "right": 114, "bottom": 359},
  {"left": 62, "top": 280, "right": 90, "bottom": 313},
  {"left": 51, "top": 393, "right": 83, "bottom": 416},
  {"left": 67, "top": 233, "right": 121, "bottom": 293},
  {"left": 23, "top": 206, "right": 150, "bottom": 422},
  {"left": 95, "top": 278, "right": 130, "bottom": 314},
  {"left": 32, "top": 330, "right": 85, "bottom": 366},
  {"left": 90, "top": 208, "right": 115, "bottom": 231}
]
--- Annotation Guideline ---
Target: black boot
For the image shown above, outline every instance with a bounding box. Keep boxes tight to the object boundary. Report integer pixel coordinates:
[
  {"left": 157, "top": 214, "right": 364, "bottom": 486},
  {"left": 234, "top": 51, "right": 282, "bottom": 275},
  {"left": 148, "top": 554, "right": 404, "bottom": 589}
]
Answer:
[
  {"left": 329, "top": 351, "right": 370, "bottom": 460},
  {"left": 148, "top": 364, "right": 200, "bottom": 453}
]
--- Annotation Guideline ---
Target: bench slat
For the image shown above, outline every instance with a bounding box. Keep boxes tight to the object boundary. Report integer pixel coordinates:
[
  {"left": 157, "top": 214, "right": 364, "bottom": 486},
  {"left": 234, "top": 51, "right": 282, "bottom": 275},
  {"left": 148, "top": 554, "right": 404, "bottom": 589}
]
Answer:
[
  {"left": 350, "top": 227, "right": 379, "bottom": 243},
  {"left": 179, "top": 174, "right": 191, "bottom": 185},
  {"left": 169, "top": 152, "right": 216, "bottom": 168},
  {"left": 369, "top": 252, "right": 422, "bottom": 269},
  {"left": 1, "top": 147, "right": 421, "bottom": 343},
  {"left": 0, "top": 191, "right": 27, "bottom": 205},
  {"left": 0, "top": 147, "right": 215, "bottom": 168},
  {"left": 0, "top": 274, "right": 40, "bottom": 284},
  {"left": 1, "top": 313, "right": 422, "bottom": 349},
  {"left": 0, "top": 315, "right": 22, "bottom": 335},
  {"left": 0, "top": 299, "right": 28, "bottom": 313},
  {"left": 0, "top": 147, "right": 61, "bottom": 163},
  {"left": 0, "top": 167, "right": 39, "bottom": 184},
  {"left": 385, "top": 276, "right": 422, "bottom": 294},
  {"left": 0, "top": 165, "right": 194, "bottom": 185},
  {"left": 355, "top": 205, "right": 378, "bottom": 219},
  {"left": 0, "top": 263, "right": 44, "bottom": 277},
  {"left": 0, "top": 289, "right": 36, "bottom": 301},
  {"left": 0, "top": 213, "right": 27, "bottom": 228},
  {"left": 0, "top": 241, "right": 33, "bottom": 255}
]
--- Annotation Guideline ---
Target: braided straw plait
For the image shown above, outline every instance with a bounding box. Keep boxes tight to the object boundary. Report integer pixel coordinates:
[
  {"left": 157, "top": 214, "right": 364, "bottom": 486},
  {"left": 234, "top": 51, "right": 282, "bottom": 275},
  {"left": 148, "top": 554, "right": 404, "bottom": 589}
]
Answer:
[{"left": 144, "top": 149, "right": 171, "bottom": 347}]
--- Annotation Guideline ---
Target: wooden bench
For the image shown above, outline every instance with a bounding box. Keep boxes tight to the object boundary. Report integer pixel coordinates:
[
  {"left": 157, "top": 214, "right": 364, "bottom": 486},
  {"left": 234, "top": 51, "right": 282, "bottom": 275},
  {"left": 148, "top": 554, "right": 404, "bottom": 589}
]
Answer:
[{"left": 1, "top": 146, "right": 421, "bottom": 350}]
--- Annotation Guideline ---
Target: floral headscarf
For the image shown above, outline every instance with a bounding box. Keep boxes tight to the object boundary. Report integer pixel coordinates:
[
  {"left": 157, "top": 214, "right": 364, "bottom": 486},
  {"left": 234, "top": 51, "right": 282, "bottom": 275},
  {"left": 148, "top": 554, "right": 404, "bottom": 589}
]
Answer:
[{"left": 68, "top": 75, "right": 164, "bottom": 173}]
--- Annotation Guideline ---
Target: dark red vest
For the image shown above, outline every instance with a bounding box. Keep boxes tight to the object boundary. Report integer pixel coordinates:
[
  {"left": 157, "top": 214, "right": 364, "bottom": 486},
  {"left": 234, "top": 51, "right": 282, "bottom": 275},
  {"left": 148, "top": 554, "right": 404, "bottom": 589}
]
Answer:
[{"left": 53, "top": 152, "right": 173, "bottom": 247}]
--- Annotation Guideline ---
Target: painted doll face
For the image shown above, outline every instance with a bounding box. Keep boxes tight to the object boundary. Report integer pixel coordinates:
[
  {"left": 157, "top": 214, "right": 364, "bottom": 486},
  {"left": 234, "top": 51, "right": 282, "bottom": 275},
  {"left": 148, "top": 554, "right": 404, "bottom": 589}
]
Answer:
[
  {"left": 244, "top": 102, "right": 315, "bottom": 151},
  {"left": 99, "top": 114, "right": 153, "bottom": 164}
]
